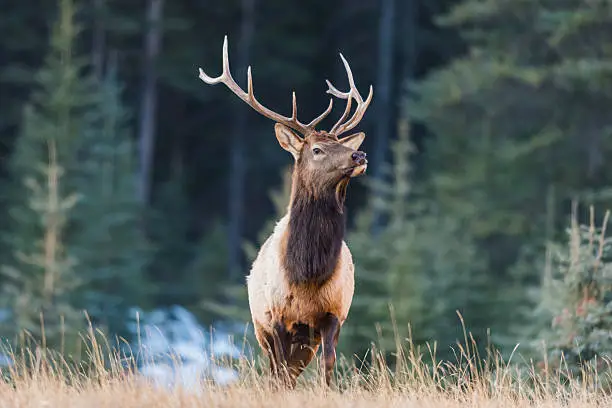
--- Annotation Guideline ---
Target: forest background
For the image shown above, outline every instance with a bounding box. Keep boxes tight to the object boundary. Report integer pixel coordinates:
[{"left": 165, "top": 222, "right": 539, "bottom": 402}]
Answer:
[{"left": 1, "top": 0, "right": 611, "bottom": 373}]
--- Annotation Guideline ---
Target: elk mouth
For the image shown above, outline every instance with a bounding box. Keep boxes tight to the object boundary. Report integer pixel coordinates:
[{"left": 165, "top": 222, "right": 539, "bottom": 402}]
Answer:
[{"left": 343, "top": 162, "right": 368, "bottom": 178}]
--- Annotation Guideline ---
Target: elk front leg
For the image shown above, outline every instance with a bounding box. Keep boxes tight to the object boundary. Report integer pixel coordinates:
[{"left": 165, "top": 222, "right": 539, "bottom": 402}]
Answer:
[
  {"left": 254, "top": 323, "right": 278, "bottom": 376},
  {"left": 255, "top": 322, "right": 290, "bottom": 384},
  {"left": 269, "top": 322, "right": 292, "bottom": 386},
  {"left": 318, "top": 313, "right": 340, "bottom": 387}
]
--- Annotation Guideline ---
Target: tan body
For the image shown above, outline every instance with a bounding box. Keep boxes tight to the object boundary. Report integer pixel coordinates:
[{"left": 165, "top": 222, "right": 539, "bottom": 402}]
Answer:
[{"left": 247, "top": 213, "right": 355, "bottom": 341}]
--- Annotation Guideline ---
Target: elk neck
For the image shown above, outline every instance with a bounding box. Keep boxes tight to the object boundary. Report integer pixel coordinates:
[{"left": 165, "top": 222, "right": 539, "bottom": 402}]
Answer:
[{"left": 282, "top": 174, "right": 350, "bottom": 287}]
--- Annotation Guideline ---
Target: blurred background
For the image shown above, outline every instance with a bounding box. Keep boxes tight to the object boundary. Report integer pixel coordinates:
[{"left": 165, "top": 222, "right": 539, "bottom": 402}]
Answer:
[{"left": 1, "top": 0, "right": 612, "bottom": 382}]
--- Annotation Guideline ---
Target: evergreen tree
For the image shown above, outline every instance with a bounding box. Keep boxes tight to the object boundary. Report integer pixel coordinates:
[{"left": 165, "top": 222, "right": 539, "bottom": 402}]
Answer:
[
  {"left": 0, "top": 1, "right": 56, "bottom": 258},
  {"left": 147, "top": 172, "right": 195, "bottom": 306},
  {"left": 533, "top": 206, "right": 612, "bottom": 389},
  {"left": 343, "top": 119, "right": 427, "bottom": 357},
  {"left": 343, "top": 119, "right": 491, "bottom": 362},
  {"left": 187, "top": 218, "right": 232, "bottom": 323},
  {"left": 198, "top": 166, "right": 292, "bottom": 327},
  {"left": 242, "top": 165, "right": 292, "bottom": 265},
  {"left": 0, "top": 0, "right": 93, "bottom": 350},
  {"left": 0, "top": 0, "right": 153, "bottom": 348},
  {"left": 69, "top": 56, "right": 153, "bottom": 338},
  {"left": 0, "top": 113, "right": 83, "bottom": 350},
  {"left": 411, "top": 0, "right": 612, "bottom": 354}
]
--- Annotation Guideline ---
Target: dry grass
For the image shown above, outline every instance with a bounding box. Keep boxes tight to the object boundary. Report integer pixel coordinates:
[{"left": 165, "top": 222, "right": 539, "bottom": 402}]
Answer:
[
  {"left": 1, "top": 382, "right": 605, "bottom": 408},
  {"left": 1, "top": 361, "right": 609, "bottom": 408},
  {"left": 1, "top": 322, "right": 611, "bottom": 408}
]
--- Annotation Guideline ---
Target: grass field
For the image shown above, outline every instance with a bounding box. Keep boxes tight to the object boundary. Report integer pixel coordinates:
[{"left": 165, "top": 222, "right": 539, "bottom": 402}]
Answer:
[
  {"left": 2, "top": 381, "right": 606, "bottom": 408},
  {"left": 1, "top": 326, "right": 610, "bottom": 408},
  {"left": 1, "top": 359, "right": 609, "bottom": 408}
]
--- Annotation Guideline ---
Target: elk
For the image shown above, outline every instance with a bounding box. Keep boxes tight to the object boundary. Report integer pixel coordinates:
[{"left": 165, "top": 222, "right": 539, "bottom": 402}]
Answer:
[{"left": 198, "top": 36, "right": 373, "bottom": 388}]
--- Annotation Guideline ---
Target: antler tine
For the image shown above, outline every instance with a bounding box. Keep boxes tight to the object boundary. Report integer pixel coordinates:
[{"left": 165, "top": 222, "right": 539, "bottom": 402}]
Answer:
[
  {"left": 198, "top": 36, "right": 334, "bottom": 136},
  {"left": 306, "top": 98, "right": 333, "bottom": 128},
  {"left": 326, "top": 79, "right": 351, "bottom": 99},
  {"left": 325, "top": 53, "right": 373, "bottom": 136},
  {"left": 327, "top": 80, "right": 353, "bottom": 134},
  {"left": 198, "top": 36, "right": 237, "bottom": 89},
  {"left": 336, "top": 85, "right": 373, "bottom": 135},
  {"left": 291, "top": 92, "right": 297, "bottom": 120}
]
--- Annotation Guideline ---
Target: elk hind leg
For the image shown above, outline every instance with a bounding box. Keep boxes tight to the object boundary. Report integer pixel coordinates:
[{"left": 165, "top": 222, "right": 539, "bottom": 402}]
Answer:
[{"left": 286, "top": 323, "right": 321, "bottom": 388}]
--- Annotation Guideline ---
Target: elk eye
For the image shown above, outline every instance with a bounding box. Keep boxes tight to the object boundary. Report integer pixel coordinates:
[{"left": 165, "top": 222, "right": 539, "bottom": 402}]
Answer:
[{"left": 312, "top": 147, "right": 322, "bottom": 155}]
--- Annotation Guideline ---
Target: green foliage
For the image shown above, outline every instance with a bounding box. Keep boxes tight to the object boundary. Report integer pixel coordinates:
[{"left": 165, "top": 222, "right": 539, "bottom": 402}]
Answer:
[
  {"left": 68, "top": 59, "right": 153, "bottom": 337},
  {"left": 189, "top": 219, "right": 236, "bottom": 324},
  {"left": 343, "top": 121, "right": 425, "bottom": 357},
  {"left": 146, "top": 173, "right": 197, "bottom": 306},
  {"left": 0, "top": 0, "right": 154, "bottom": 348},
  {"left": 0, "top": 0, "right": 90, "bottom": 350},
  {"left": 413, "top": 0, "right": 612, "bottom": 236},
  {"left": 0, "top": 115, "right": 83, "bottom": 350},
  {"left": 0, "top": 0, "right": 54, "bottom": 136},
  {"left": 410, "top": 0, "right": 612, "bottom": 356},
  {"left": 534, "top": 207, "right": 612, "bottom": 388},
  {"left": 243, "top": 165, "right": 292, "bottom": 265},
  {"left": 199, "top": 165, "right": 293, "bottom": 328},
  {"left": 343, "top": 120, "right": 491, "bottom": 362},
  {"left": 489, "top": 243, "right": 550, "bottom": 360}
]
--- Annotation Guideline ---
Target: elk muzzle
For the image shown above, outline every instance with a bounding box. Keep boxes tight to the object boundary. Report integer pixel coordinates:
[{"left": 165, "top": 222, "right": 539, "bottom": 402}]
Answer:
[
  {"left": 349, "top": 151, "right": 368, "bottom": 177},
  {"left": 351, "top": 151, "right": 367, "bottom": 166}
]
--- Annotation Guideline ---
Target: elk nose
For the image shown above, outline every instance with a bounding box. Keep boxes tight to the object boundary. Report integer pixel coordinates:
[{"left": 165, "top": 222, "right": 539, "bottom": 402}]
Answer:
[{"left": 352, "top": 151, "right": 367, "bottom": 165}]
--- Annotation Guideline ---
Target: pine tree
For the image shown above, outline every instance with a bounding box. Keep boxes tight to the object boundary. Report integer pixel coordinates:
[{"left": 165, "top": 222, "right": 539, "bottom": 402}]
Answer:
[
  {"left": 187, "top": 218, "right": 233, "bottom": 323},
  {"left": 533, "top": 206, "right": 612, "bottom": 389},
  {"left": 343, "top": 119, "right": 492, "bottom": 362},
  {"left": 0, "top": 113, "right": 83, "bottom": 351},
  {"left": 0, "top": 0, "right": 94, "bottom": 351},
  {"left": 0, "top": 2, "right": 57, "bottom": 258},
  {"left": 242, "top": 165, "right": 292, "bottom": 265},
  {"left": 147, "top": 172, "right": 195, "bottom": 306},
  {"left": 198, "top": 166, "right": 292, "bottom": 327},
  {"left": 0, "top": 0, "right": 153, "bottom": 349},
  {"left": 69, "top": 56, "right": 153, "bottom": 338},
  {"left": 343, "top": 119, "right": 427, "bottom": 358},
  {"left": 410, "top": 0, "right": 612, "bottom": 356}
]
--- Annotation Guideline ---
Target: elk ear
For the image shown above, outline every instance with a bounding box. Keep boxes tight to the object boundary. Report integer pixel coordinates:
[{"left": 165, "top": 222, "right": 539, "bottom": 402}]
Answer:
[
  {"left": 275, "top": 123, "right": 303, "bottom": 160},
  {"left": 338, "top": 132, "right": 365, "bottom": 150}
]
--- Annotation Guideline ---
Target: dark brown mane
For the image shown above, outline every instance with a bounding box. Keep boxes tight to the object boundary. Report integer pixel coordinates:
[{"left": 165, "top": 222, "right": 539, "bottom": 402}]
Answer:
[{"left": 283, "top": 176, "right": 348, "bottom": 287}]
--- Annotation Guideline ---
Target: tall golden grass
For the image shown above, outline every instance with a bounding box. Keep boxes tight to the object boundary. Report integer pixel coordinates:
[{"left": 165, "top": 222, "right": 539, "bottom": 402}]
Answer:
[{"left": 1, "top": 316, "right": 610, "bottom": 408}]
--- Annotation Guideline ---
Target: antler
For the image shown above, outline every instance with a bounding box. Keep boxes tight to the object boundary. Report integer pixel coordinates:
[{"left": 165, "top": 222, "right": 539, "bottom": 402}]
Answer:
[
  {"left": 198, "top": 36, "right": 334, "bottom": 136},
  {"left": 326, "top": 54, "right": 374, "bottom": 136}
]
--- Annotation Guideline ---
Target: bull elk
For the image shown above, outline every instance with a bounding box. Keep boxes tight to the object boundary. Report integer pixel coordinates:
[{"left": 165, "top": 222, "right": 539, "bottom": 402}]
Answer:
[{"left": 198, "top": 36, "right": 373, "bottom": 388}]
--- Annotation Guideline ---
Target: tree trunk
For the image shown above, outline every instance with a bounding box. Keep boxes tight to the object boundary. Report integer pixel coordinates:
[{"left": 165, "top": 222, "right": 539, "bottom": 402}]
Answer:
[
  {"left": 227, "top": 0, "right": 256, "bottom": 281},
  {"left": 371, "top": 0, "right": 395, "bottom": 230},
  {"left": 91, "top": 0, "right": 106, "bottom": 79},
  {"left": 397, "top": 0, "right": 418, "bottom": 154},
  {"left": 138, "top": 0, "right": 164, "bottom": 205},
  {"left": 399, "top": 0, "right": 417, "bottom": 86}
]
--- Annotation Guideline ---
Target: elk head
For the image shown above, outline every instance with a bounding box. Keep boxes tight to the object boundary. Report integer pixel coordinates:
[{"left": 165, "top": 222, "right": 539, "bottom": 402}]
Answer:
[{"left": 198, "top": 36, "right": 373, "bottom": 204}]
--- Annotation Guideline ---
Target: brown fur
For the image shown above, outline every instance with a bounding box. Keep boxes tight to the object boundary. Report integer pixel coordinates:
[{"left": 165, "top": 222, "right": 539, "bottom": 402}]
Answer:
[
  {"left": 280, "top": 130, "right": 361, "bottom": 288},
  {"left": 282, "top": 176, "right": 346, "bottom": 287},
  {"left": 247, "top": 126, "right": 367, "bottom": 387}
]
